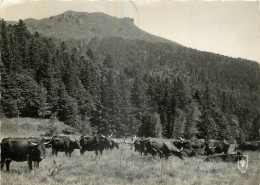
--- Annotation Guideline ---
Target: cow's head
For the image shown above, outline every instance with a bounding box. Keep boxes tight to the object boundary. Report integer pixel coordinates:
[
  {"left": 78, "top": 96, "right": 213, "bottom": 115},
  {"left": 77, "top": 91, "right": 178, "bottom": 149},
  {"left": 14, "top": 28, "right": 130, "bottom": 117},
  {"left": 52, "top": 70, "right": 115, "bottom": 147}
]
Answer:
[
  {"left": 80, "top": 135, "right": 87, "bottom": 145},
  {"left": 100, "top": 134, "right": 107, "bottom": 141},
  {"left": 95, "top": 134, "right": 106, "bottom": 146},
  {"left": 113, "top": 140, "right": 119, "bottom": 149},
  {"left": 108, "top": 132, "right": 113, "bottom": 138},
  {"left": 29, "top": 140, "right": 46, "bottom": 161},
  {"left": 72, "top": 139, "right": 82, "bottom": 149},
  {"left": 107, "top": 137, "right": 113, "bottom": 145},
  {"left": 43, "top": 138, "right": 52, "bottom": 148},
  {"left": 176, "top": 137, "right": 191, "bottom": 149}
]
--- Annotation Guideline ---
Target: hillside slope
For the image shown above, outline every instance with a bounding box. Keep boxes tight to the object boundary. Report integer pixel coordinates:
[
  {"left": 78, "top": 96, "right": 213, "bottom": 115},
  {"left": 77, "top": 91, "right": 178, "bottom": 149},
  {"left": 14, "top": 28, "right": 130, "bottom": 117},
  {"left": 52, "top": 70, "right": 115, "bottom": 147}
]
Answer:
[
  {"left": 0, "top": 118, "right": 79, "bottom": 139},
  {"left": 1, "top": 13, "right": 260, "bottom": 141}
]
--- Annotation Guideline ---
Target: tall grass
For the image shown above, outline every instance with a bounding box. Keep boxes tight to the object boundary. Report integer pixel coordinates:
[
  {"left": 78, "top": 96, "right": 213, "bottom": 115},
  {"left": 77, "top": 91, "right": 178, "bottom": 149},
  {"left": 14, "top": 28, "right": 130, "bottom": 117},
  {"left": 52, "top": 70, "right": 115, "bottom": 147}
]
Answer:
[{"left": 1, "top": 144, "right": 259, "bottom": 185}]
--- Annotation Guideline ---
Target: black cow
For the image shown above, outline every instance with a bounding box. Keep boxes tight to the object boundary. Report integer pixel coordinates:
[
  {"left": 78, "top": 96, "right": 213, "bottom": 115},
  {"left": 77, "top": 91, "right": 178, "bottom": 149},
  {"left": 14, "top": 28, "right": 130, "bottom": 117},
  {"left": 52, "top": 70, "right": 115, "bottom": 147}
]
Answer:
[
  {"left": 238, "top": 141, "right": 260, "bottom": 151},
  {"left": 50, "top": 136, "right": 81, "bottom": 157},
  {"left": 170, "top": 138, "right": 196, "bottom": 157},
  {"left": 80, "top": 134, "right": 108, "bottom": 156},
  {"left": 205, "top": 140, "right": 230, "bottom": 156},
  {"left": 144, "top": 138, "right": 183, "bottom": 159},
  {"left": 1, "top": 137, "right": 50, "bottom": 171},
  {"left": 133, "top": 137, "right": 150, "bottom": 155},
  {"left": 189, "top": 139, "right": 206, "bottom": 156}
]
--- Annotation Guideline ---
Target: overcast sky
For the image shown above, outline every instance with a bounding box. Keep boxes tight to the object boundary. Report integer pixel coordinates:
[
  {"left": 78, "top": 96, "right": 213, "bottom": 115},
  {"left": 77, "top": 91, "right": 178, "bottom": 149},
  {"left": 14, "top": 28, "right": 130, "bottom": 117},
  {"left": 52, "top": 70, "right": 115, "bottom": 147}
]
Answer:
[{"left": 0, "top": 0, "right": 259, "bottom": 63}]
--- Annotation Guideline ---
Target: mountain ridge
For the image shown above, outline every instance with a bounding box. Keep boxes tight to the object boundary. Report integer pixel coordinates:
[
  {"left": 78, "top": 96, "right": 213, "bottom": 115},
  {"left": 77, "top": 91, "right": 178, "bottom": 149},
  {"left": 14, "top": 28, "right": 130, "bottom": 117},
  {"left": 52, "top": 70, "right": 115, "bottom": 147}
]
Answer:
[
  {"left": 5, "top": 11, "right": 260, "bottom": 63},
  {"left": 10, "top": 10, "right": 179, "bottom": 45}
]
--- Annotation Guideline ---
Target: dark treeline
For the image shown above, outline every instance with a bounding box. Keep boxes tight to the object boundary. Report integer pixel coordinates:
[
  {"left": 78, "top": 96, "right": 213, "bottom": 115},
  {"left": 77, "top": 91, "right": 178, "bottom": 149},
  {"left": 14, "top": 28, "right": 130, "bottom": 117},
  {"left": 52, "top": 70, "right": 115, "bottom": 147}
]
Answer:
[{"left": 1, "top": 20, "right": 260, "bottom": 141}]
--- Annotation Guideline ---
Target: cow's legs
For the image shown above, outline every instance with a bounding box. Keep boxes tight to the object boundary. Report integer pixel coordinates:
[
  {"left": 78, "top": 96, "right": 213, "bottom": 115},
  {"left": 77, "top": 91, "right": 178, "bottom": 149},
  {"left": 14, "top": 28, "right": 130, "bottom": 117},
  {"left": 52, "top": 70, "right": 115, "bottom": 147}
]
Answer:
[
  {"left": 55, "top": 150, "right": 58, "bottom": 156},
  {"left": 1, "top": 157, "right": 6, "bottom": 170},
  {"left": 165, "top": 153, "right": 169, "bottom": 159},
  {"left": 5, "top": 160, "right": 11, "bottom": 171},
  {"left": 52, "top": 148, "right": 55, "bottom": 155},
  {"left": 34, "top": 162, "right": 39, "bottom": 168},
  {"left": 69, "top": 152, "right": 72, "bottom": 157},
  {"left": 28, "top": 160, "right": 33, "bottom": 171},
  {"left": 94, "top": 150, "right": 100, "bottom": 162}
]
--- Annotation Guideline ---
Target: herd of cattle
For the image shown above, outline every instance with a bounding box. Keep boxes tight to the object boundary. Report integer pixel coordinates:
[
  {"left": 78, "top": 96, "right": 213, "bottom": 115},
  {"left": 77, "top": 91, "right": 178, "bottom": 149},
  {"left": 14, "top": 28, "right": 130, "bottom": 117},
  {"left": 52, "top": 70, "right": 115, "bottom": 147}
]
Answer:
[
  {"left": 1, "top": 134, "right": 259, "bottom": 172},
  {"left": 130, "top": 137, "right": 259, "bottom": 160},
  {"left": 0, "top": 133, "right": 118, "bottom": 171}
]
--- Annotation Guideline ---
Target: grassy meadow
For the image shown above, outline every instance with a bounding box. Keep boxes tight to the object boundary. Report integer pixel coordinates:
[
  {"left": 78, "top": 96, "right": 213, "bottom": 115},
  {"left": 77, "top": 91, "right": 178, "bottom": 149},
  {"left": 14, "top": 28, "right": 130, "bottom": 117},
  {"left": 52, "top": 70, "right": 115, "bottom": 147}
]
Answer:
[{"left": 1, "top": 118, "right": 260, "bottom": 185}]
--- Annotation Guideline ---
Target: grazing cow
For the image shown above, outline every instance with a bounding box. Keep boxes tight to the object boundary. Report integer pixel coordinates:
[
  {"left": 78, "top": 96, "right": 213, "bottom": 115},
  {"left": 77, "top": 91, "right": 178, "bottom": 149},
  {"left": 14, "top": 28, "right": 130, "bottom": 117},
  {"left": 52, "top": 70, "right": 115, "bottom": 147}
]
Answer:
[
  {"left": 205, "top": 140, "right": 230, "bottom": 156},
  {"left": 189, "top": 139, "right": 206, "bottom": 156},
  {"left": 50, "top": 136, "right": 81, "bottom": 157},
  {"left": 1, "top": 137, "right": 50, "bottom": 171},
  {"left": 238, "top": 141, "right": 260, "bottom": 151},
  {"left": 170, "top": 138, "right": 196, "bottom": 157},
  {"left": 105, "top": 137, "right": 119, "bottom": 150},
  {"left": 144, "top": 138, "right": 183, "bottom": 159},
  {"left": 79, "top": 134, "right": 107, "bottom": 156}
]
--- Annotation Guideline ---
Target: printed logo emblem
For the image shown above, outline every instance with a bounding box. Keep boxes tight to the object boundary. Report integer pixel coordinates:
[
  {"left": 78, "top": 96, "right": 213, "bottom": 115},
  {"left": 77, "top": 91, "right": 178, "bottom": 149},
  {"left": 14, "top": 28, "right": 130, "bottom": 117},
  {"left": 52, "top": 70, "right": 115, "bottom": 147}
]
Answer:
[{"left": 237, "top": 154, "right": 248, "bottom": 173}]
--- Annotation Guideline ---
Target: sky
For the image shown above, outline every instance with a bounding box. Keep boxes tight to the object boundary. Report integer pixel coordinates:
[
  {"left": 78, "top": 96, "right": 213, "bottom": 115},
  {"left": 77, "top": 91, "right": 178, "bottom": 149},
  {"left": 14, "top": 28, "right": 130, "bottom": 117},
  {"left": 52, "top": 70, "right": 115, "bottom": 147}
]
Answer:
[{"left": 0, "top": 0, "right": 259, "bottom": 63}]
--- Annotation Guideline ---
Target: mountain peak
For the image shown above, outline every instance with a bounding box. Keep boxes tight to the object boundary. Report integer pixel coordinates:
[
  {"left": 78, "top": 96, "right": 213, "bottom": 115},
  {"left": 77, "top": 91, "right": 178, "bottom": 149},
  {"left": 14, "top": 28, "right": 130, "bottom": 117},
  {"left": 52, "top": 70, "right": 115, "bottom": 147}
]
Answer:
[
  {"left": 22, "top": 11, "right": 177, "bottom": 45},
  {"left": 62, "top": 10, "right": 111, "bottom": 18}
]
